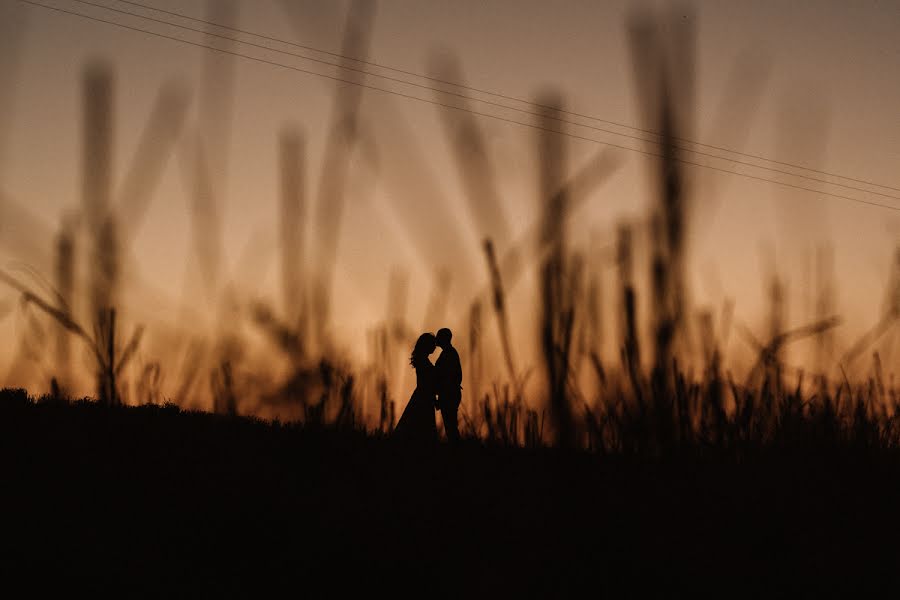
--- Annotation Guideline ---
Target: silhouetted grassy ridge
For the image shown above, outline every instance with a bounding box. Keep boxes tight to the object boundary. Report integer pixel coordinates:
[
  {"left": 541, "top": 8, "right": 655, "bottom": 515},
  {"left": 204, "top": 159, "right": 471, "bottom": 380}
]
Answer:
[{"left": 2, "top": 388, "right": 900, "bottom": 596}]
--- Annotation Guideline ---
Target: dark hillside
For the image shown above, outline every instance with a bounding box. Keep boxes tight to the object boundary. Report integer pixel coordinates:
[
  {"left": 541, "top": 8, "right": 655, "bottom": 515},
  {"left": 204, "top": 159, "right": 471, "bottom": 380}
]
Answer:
[{"left": 2, "top": 390, "right": 899, "bottom": 596}]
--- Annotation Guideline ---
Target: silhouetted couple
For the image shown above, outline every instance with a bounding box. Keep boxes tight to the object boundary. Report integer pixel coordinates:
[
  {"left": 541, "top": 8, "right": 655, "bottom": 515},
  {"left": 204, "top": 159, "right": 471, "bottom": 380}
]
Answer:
[{"left": 394, "top": 328, "right": 462, "bottom": 444}]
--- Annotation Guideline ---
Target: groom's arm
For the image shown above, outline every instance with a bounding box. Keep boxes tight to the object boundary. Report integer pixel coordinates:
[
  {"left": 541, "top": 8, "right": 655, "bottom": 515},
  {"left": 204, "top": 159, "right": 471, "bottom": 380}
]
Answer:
[
  {"left": 434, "top": 360, "right": 447, "bottom": 406},
  {"left": 452, "top": 351, "right": 463, "bottom": 388}
]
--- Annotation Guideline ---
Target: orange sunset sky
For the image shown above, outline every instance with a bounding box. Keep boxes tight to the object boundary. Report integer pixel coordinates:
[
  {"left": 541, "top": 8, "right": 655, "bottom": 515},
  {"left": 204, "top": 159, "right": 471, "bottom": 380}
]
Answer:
[{"left": 0, "top": 0, "right": 898, "bottom": 400}]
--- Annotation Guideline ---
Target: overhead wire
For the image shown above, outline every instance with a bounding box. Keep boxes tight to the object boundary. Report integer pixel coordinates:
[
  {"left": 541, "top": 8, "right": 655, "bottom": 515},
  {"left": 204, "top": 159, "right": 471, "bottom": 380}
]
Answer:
[
  {"left": 17, "top": 0, "right": 900, "bottom": 213},
  {"left": 112, "top": 0, "right": 900, "bottom": 196}
]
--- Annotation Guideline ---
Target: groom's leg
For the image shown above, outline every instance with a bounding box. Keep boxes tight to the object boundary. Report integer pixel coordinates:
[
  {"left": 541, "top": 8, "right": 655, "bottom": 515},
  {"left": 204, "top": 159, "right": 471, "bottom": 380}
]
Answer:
[{"left": 442, "top": 402, "right": 460, "bottom": 444}]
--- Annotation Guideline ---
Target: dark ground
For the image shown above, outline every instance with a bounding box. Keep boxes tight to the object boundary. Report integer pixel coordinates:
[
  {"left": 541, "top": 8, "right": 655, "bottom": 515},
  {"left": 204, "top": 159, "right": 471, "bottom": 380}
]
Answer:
[{"left": 2, "top": 391, "right": 899, "bottom": 597}]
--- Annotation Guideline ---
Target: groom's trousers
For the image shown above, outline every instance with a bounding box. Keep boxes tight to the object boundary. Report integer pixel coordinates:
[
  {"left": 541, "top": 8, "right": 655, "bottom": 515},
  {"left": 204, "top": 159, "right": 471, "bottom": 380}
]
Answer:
[{"left": 439, "top": 393, "right": 461, "bottom": 443}]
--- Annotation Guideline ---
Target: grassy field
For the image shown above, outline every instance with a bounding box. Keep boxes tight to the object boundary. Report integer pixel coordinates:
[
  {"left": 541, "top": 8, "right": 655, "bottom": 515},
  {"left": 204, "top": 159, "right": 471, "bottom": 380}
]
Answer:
[
  {"left": 2, "top": 5, "right": 900, "bottom": 594},
  {"left": 3, "top": 388, "right": 900, "bottom": 596}
]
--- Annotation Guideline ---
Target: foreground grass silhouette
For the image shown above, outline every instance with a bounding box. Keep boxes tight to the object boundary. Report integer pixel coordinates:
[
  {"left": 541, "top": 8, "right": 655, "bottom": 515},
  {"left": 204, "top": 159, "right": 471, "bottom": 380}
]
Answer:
[{"left": 2, "top": 388, "right": 899, "bottom": 596}]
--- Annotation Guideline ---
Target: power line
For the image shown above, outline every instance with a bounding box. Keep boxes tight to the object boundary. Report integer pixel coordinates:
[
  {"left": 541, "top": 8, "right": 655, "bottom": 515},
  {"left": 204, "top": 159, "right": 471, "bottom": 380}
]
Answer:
[
  {"left": 18, "top": 0, "right": 900, "bottom": 214},
  {"left": 113, "top": 0, "right": 900, "bottom": 196},
  {"left": 82, "top": 0, "right": 900, "bottom": 202}
]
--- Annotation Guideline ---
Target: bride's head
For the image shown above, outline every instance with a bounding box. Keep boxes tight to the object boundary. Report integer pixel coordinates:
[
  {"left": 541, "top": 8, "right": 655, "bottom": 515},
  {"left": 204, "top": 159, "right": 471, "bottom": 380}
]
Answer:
[{"left": 410, "top": 333, "right": 437, "bottom": 367}]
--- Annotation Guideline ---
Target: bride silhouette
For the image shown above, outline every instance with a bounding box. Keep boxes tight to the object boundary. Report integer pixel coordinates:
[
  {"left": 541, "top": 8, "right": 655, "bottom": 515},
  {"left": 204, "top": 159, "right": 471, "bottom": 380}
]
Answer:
[{"left": 393, "top": 333, "right": 438, "bottom": 442}]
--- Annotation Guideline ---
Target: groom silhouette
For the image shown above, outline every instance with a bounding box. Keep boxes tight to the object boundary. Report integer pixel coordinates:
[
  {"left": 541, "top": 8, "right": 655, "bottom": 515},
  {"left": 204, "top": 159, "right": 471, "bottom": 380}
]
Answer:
[{"left": 435, "top": 328, "right": 462, "bottom": 444}]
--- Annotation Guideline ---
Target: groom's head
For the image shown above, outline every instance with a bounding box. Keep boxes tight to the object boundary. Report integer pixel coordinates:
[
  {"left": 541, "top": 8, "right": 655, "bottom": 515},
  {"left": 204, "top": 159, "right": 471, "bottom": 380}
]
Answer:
[{"left": 436, "top": 328, "right": 452, "bottom": 349}]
